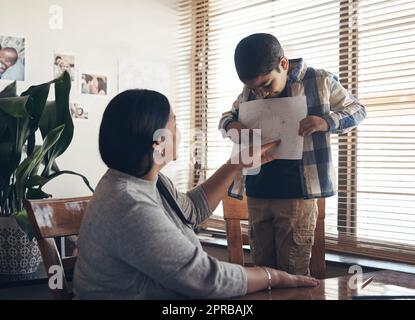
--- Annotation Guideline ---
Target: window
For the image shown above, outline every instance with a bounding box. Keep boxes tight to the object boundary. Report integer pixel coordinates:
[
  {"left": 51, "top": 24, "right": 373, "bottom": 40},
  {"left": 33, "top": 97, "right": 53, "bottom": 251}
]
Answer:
[
  {"left": 167, "top": 0, "right": 193, "bottom": 191},
  {"left": 325, "top": 0, "right": 415, "bottom": 264},
  {"left": 179, "top": 0, "right": 415, "bottom": 264}
]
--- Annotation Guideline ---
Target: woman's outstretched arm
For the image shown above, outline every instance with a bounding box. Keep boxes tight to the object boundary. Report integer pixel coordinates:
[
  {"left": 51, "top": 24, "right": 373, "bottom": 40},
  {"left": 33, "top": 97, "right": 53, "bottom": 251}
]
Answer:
[{"left": 201, "top": 140, "right": 280, "bottom": 212}]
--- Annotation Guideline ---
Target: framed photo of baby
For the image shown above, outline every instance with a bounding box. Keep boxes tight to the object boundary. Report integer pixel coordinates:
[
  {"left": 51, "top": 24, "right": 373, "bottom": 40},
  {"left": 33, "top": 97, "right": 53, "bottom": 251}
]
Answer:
[
  {"left": 0, "top": 35, "right": 25, "bottom": 81},
  {"left": 54, "top": 53, "right": 75, "bottom": 81}
]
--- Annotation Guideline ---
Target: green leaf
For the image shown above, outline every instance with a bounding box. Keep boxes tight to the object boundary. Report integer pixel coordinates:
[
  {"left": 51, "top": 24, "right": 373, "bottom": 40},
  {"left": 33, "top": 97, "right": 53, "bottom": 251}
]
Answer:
[
  {"left": 12, "top": 209, "right": 35, "bottom": 241},
  {"left": 38, "top": 101, "right": 56, "bottom": 140},
  {"left": 27, "top": 133, "right": 35, "bottom": 156},
  {"left": 26, "top": 188, "right": 51, "bottom": 199},
  {"left": 26, "top": 175, "right": 50, "bottom": 188},
  {"left": 0, "top": 96, "right": 33, "bottom": 191},
  {"left": 39, "top": 72, "right": 73, "bottom": 176},
  {"left": 0, "top": 141, "right": 14, "bottom": 186},
  {"left": 21, "top": 80, "right": 51, "bottom": 134},
  {"left": 0, "top": 81, "right": 17, "bottom": 98},
  {"left": 51, "top": 160, "right": 60, "bottom": 172},
  {"left": 15, "top": 124, "right": 65, "bottom": 205},
  {"left": 42, "top": 170, "right": 95, "bottom": 193},
  {"left": 0, "top": 113, "right": 7, "bottom": 138},
  {"left": 0, "top": 96, "right": 32, "bottom": 118}
]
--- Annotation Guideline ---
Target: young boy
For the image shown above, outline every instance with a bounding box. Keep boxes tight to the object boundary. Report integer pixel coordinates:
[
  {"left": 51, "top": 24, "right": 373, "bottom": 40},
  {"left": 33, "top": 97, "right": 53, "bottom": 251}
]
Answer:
[{"left": 219, "top": 33, "right": 366, "bottom": 275}]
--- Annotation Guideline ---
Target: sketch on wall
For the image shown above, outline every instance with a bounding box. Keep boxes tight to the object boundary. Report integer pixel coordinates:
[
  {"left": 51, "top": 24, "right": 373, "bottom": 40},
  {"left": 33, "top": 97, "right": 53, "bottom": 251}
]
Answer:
[{"left": 118, "top": 59, "right": 170, "bottom": 97}]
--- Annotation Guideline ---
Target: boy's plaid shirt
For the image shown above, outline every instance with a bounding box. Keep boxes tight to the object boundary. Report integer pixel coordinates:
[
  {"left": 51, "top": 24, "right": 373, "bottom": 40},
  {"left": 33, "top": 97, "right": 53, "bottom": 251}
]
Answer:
[{"left": 218, "top": 58, "right": 367, "bottom": 200}]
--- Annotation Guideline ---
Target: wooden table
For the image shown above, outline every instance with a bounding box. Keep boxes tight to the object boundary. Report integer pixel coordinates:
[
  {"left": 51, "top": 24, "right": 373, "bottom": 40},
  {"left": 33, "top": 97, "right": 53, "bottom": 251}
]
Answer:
[{"left": 238, "top": 270, "right": 415, "bottom": 300}]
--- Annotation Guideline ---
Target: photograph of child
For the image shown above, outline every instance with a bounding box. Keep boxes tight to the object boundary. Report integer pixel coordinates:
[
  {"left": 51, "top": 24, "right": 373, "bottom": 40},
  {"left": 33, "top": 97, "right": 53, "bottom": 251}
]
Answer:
[
  {"left": 81, "top": 73, "right": 107, "bottom": 95},
  {"left": 0, "top": 35, "right": 25, "bottom": 81},
  {"left": 54, "top": 53, "right": 75, "bottom": 81},
  {"left": 70, "top": 102, "right": 89, "bottom": 120}
]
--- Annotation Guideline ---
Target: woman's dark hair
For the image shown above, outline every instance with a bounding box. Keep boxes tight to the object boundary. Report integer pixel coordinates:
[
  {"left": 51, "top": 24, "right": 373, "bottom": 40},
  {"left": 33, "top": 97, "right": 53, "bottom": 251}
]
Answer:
[
  {"left": 99, "top": 89, "right": 170, "bottom": 177},
  {"left": 234, "top": 33, "right": 284, "bottom": 81}
]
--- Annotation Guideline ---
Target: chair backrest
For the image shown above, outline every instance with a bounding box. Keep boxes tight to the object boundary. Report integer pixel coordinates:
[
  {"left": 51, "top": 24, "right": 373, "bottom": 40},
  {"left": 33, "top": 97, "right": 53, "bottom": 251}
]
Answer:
[
  {"left": 24, "top": 196, "right": 91, "bottom": 300},
  {"left": 222, "top": 196, "right": 326, "bottom": 279}
]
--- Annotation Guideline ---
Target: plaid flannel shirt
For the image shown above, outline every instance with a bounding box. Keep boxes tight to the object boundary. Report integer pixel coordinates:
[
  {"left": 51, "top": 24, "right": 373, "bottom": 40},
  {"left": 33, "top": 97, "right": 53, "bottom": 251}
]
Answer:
[{"left": 218, "top": 58, "right": 367, "bottom": 200}]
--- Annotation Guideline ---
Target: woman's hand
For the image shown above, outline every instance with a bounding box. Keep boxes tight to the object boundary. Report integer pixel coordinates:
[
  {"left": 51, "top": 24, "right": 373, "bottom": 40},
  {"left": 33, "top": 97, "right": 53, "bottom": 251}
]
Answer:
[
  {"left": 245, "top": 266, "right": 319, "bottom": 294},
  {"left": 270, "top": 269, "right": 320, "bottom": 288},
  {"left": 201, "top": 140, "right": 280, "bottom": 212},
  {"left": 229, "top": 140, "right": 280, "bottom": 168},
  {"left": 247, "top": 140, "right": 280, "bottom": 168}
]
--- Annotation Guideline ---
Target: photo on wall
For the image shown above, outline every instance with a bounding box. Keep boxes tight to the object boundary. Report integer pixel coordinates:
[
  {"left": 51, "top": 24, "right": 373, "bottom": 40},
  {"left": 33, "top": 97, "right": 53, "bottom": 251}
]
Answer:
[
  {"left": 54, "top": 53, "right": 75, "bottom": 81},
  {"left": 81, "top": 73, "right": 107, "bottom": 95},
  {"left": 0, "top": 35, "right": 25, "bottom": 81},
  {"left": 70, "top": 102, "right": 89, "bottom": 120}
]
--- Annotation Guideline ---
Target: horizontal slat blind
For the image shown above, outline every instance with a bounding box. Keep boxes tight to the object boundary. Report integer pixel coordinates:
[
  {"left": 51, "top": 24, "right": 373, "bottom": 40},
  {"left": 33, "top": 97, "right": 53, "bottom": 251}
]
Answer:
[
  {"left": 325, "top": 0, "right": 415, "bottom": 264},
  {"left": 187, "top": 0, "right": 415, "bottom": 264},
  {"left": 165, "top": 0, "right": 193, "bottom": 191},
  {"left": 202, "top": 0, "right": 341, "bottom": 217}
]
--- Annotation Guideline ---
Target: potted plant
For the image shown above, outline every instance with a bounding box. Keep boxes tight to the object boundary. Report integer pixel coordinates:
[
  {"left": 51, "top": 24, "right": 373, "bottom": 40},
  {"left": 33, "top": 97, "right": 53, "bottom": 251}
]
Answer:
[{"left": 0, "top": 71, "right": 93, "bottom": 275}]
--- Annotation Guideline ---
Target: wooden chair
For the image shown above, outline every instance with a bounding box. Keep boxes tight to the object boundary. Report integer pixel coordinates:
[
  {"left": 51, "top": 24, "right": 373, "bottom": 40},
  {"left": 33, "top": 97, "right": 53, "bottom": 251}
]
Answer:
[
  {"left": 24, "top": 196, "right": 91, "bottom": 300},
  {"left": 222, "top": 195, "right": 326, "bottom": 279}
]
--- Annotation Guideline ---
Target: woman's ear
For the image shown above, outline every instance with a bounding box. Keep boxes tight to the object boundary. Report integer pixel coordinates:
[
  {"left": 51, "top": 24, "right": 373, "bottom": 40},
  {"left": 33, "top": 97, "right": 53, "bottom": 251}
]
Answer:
[
  {"left": 152, "top": 141, "right": 161, "bottom": 153},
  {"left": 153, "top": 141, "right": 165, "bottom": 157}
]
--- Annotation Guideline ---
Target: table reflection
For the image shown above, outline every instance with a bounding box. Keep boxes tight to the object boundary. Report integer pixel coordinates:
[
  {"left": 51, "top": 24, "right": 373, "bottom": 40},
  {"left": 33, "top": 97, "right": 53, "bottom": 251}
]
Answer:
[{"left": 237, "top": 270, "right": 415, "bottom": 300}]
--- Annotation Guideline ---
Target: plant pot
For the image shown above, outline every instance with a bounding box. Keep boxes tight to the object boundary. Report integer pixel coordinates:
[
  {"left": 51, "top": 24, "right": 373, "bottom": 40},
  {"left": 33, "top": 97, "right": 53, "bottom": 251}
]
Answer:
[{"left": 0, "top": 216, "right": 42, "bottom": 275}]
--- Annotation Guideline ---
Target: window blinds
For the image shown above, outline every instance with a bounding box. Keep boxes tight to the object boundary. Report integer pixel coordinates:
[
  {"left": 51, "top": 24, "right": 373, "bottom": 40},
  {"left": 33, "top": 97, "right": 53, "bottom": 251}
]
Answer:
[
  {"left": 325, "top": 0, "right": 415, "bottom": 264},
  {"left": 166, "top": 0, "right": 193, "bottom": 191},
  {"left": 180, "top": 0, "right": 415, "bottom": 263}
]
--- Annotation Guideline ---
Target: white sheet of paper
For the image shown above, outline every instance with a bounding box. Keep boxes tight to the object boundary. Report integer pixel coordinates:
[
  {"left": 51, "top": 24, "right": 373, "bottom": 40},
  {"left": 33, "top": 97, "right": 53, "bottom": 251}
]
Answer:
[{"left": 238, "top": 96, "right": 307, "bottom": 160}]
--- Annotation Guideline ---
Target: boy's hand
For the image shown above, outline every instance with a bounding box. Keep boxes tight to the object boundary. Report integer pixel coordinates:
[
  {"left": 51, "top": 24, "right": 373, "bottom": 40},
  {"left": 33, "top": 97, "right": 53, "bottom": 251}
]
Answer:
[
  {"left": 226, "top": 121, "right": 255, "bottom": 144},
  {"left": 298, "top": 116, "right": 329, "bottom": 136}
]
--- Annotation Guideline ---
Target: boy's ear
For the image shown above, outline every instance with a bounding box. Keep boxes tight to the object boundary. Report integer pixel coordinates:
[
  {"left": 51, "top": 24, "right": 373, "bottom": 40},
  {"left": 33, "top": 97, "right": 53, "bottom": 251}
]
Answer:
[{"left": 280, "top": 56, "right": 289, "bottom": 71}]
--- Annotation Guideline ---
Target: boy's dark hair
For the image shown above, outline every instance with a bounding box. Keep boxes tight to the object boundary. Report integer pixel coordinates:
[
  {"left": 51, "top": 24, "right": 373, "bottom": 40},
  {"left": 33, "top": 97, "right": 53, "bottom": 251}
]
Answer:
[
  {"left": 234, "top": 33, "right": 284, "bottom": 81},
  {"left": 99, "top": 89, "right": 170, "bottom": 177}
]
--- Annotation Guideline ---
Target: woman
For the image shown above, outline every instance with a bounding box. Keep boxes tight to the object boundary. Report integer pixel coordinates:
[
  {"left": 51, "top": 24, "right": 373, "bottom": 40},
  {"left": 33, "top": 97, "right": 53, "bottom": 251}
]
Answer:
[{"left": 73, "top": 89, "right": 319, "bottom": 299}]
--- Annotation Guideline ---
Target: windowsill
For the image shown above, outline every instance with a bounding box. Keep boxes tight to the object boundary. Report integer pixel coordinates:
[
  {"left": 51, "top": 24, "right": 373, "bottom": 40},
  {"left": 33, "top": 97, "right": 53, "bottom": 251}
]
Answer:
[
  {"left": 197, "top": 234, "right": 250, "bottom": 250},
  {"left": 324, "top": 252, "right": 415, "bottom": 274},
  {"left": 198, "top": 234, "right": 415, "bottom": 274}
]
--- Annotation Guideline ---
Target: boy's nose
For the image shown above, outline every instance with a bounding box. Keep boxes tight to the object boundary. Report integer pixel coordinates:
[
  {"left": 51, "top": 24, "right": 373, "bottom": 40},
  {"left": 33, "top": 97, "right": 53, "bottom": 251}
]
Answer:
[{"left": 256, "top": 88, "right": 269, "bottom": 98}]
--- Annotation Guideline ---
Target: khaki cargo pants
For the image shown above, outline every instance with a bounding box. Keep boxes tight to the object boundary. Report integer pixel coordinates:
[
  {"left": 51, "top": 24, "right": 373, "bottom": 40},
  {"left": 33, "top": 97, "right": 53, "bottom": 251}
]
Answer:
[{"left": 247, "top": 197, "right": 318, "bottom": 275}]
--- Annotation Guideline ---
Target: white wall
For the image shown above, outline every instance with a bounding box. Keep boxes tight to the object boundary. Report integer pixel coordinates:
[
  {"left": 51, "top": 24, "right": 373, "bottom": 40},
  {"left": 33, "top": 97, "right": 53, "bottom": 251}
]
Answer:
[{"left": 0, "top": 0, "right": 178, "bottom": 197}]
